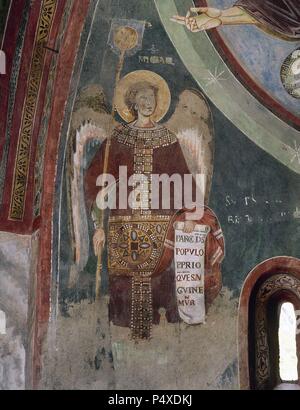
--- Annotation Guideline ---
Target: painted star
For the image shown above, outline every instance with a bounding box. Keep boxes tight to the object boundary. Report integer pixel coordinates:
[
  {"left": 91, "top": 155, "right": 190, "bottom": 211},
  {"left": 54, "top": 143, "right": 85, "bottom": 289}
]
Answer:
[
  {"left": 290, "top": 140, "right": 300, "bottom": 165},
  {"left": 201, "top": 66, "right": 228, "bottom": 88}
]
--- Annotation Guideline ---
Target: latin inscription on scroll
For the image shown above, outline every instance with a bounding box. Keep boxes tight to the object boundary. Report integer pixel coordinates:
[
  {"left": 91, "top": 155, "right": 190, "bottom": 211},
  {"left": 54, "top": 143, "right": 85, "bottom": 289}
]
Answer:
[{"left": 174, "top": 223, "right": 210, "bottom": 325}]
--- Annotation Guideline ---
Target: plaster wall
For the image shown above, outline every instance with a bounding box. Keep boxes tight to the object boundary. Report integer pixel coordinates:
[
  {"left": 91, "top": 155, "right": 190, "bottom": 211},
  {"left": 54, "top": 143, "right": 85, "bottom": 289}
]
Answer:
[{"left": 0, "top": 231, "right": 31, "bottom": 390}]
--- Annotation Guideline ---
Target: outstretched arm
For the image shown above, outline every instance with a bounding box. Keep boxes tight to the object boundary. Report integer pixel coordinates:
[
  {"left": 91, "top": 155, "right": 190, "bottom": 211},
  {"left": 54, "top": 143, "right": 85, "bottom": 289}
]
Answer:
[{"left": 171, "top": 6, "right": 257, "bottom": 32}]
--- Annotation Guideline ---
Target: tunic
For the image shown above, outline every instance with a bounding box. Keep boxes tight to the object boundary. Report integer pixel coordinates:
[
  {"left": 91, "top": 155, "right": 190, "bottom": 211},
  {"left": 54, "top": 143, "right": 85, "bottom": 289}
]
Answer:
[{"left": 84, "top": 123, "right": 224, "bottom": 338}]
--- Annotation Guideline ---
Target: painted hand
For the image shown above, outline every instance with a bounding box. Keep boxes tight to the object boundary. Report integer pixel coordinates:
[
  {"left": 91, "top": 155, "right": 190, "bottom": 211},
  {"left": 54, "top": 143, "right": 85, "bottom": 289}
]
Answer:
[
  {"left": 93, "top": 228, "right": 105, "bottom": 256},
  {"left": 183, "top": 220, "right": 197, "bottom": 234},
  {"left": 171, "top": 7, "right": 222, "bottom": 33}
]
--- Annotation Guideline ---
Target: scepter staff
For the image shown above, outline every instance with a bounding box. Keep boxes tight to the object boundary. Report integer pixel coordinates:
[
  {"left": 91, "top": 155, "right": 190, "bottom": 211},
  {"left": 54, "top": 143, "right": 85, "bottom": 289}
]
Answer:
[{"left": 95, "top": 25, "right": 139, "bottom": 299}]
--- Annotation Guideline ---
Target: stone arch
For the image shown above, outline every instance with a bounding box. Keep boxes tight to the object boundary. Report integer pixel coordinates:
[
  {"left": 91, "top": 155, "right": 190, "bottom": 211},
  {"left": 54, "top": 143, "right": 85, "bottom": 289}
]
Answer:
[
  {"left": 28, "top": 0, "right": 91, "bottom": 389},
  {"left": 238, "top": 257, "right": 300, "bottom": 390}
]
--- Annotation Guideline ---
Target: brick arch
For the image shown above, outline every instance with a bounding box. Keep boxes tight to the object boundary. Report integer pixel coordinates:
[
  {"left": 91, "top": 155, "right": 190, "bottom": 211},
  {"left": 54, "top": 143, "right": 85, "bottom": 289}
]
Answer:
[{"left": 238, "top": 256, "right": 300, "bottom": 390}]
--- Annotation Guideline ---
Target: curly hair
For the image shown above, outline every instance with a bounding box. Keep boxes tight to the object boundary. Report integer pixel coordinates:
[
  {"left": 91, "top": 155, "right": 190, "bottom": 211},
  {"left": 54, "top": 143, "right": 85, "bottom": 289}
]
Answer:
[{"left": 124, "top": 81, "right": 159, "bottom": 119}]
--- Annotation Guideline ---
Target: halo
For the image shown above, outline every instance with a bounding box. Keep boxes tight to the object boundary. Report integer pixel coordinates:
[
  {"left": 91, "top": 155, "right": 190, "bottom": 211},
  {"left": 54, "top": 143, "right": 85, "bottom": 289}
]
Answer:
[{"left": 114, "top": 70, "right": 171, "bottom": 123}]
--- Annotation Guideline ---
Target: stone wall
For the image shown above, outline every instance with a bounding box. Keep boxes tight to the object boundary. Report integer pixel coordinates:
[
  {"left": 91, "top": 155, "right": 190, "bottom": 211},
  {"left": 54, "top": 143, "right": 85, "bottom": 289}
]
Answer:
[
  {"left": 40, "top": 289, "right": 239, "bottom": 390},
  {"left": 0, "top": 232, "right": 31, "bottom": 390}
]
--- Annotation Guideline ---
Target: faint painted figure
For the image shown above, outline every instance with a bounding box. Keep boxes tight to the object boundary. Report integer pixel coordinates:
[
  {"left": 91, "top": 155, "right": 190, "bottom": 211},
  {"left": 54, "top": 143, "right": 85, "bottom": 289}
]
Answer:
[{"left": 172, "top": 1, "right": 300, "bottom": 40}]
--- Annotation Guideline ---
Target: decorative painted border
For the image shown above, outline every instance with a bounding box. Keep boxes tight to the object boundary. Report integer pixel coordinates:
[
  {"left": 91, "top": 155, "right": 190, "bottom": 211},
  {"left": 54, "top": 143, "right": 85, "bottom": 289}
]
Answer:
[
  {"left": 33, "top": 0, "right": 74, "bottom": 219},
  {"left": 0, "top": 0, "right": 30, "bottom": 204},
  {"left": 31, "top": 0, "right": 92, "bottom": 388},
  {"left": 8, "top": 0, "right": 57, "bottom": 221}
]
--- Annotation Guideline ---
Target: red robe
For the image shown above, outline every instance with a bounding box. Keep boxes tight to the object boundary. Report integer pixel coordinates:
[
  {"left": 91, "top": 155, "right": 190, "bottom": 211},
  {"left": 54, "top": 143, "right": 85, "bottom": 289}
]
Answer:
[
  {"left": 84, "top": 124, "right": 224, "bottom": 329},
  {"left": 235, "top": 0, "right": 300, "bottom": 39}
]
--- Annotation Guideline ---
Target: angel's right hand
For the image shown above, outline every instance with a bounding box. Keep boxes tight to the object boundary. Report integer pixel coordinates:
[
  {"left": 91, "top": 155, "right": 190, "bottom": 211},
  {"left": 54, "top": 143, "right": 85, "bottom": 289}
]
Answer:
[
  {"left": 93, "top": 228, "right": 105, "bottom": 256},
  {"left": 171, "top": 7, "right": 222, "bottom": 32}
]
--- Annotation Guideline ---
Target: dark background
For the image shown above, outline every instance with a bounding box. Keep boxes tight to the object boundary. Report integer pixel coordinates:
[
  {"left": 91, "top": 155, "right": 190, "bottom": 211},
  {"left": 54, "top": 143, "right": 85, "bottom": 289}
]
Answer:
[{"left": 0, "top": 0, "right": 10, "bottom": 44}]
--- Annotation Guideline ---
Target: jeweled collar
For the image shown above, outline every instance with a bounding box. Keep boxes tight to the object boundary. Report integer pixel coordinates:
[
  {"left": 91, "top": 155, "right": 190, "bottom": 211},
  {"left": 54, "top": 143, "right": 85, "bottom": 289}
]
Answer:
[{"left": 113, "top": 123, "right": 177, "bottom": 149}]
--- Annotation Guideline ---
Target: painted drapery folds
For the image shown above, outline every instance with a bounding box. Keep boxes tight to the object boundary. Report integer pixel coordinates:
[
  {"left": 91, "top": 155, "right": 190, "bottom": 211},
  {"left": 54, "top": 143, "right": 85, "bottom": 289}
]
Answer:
[{"left": 235, "top": 0, "right": 300, "bottom": 39}]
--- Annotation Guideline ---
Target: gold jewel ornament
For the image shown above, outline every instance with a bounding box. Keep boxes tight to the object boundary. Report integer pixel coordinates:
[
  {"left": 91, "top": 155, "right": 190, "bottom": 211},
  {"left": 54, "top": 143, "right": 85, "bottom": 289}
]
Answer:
[
  {"left": 113, "top": 123, "right": 177, "bottom": 148},
  {"left": 108, "top": 215, "right": 171, "bottom": 340},
  {"left": 131, "top": 276, "right": 153, "bottom": 340},
  {"left": 113, "top": 26, "right": 139, "bottom": 52},
  {"left": 108, "top": 216, "right": 170, "bottom": 276}
]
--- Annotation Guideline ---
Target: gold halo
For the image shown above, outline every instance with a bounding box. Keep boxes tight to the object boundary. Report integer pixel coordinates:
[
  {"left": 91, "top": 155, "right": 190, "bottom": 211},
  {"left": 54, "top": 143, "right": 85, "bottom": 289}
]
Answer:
[{"left": 114, "top": 70, "right": 171, "bottom": 123}]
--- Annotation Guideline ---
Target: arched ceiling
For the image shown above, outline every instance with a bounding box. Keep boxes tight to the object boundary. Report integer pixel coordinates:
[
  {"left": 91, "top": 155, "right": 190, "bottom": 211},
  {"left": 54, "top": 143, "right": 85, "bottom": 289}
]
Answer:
[{"left": 0, "top": 0, "right": 88, "bottom": 234}]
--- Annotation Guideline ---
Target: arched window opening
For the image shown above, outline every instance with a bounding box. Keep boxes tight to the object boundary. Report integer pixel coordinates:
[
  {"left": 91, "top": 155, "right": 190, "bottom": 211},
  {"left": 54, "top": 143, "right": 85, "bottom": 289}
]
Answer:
[
  {"left": 279, "top": 302, "right": 298, "bottom": 382},
  {"left": 238, "top": 259, "right": 300, "bottom": 390},
  {"left": 0, "top": 310, "right": 6, "bottom": 335}
]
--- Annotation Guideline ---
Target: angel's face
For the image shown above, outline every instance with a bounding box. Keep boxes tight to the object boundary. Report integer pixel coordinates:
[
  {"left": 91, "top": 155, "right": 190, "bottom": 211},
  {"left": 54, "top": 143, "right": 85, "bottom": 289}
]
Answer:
[{"left": 135, "top": 88, "right": 157, "bottom": 118}]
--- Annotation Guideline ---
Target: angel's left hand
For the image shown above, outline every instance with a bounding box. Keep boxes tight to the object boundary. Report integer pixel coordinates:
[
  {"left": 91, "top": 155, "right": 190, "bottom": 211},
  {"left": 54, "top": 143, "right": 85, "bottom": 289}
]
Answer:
[{"left": 183, "top": 220, "right": 197, "bottom": 234}]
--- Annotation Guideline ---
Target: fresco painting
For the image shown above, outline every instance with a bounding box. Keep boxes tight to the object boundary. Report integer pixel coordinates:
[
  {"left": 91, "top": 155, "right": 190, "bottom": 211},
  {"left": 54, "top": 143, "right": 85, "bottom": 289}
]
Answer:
[{"left": 0, "top": 0, "right": 300, "bottom": 390}]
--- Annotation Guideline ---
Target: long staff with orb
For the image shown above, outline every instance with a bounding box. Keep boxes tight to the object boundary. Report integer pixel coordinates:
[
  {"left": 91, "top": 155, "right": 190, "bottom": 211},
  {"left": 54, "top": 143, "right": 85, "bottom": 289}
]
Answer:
[{"left": 95, "top": 24, "right": 140, "bottom": 299}]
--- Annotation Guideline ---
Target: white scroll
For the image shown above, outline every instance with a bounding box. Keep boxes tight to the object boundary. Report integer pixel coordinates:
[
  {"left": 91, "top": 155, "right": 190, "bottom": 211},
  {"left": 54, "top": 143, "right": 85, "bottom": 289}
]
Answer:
[{"left": 174, "top": 223, "right": 210, "bottom": 325}]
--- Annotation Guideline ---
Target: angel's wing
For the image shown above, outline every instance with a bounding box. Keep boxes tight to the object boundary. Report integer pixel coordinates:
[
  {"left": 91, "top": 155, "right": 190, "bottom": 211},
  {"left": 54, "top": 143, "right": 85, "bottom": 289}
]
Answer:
[
  {"left": 166, "top": 89, "right": 214, "bottom": 204},
  {"left": 66, "top": 85, "right": 116, "bottom": 286},
  {"left": 71, "top": 119, "right": 114, "bottom": 272}
]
